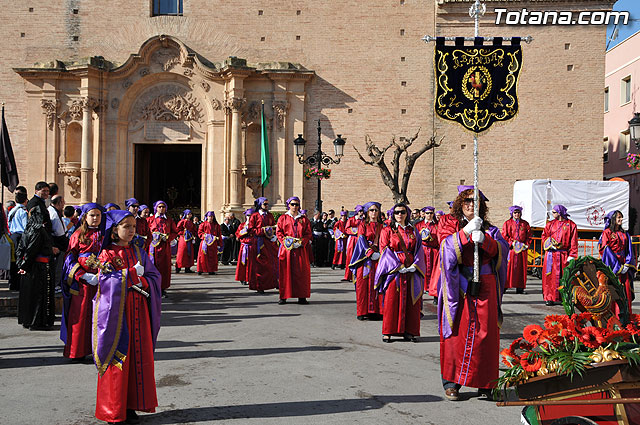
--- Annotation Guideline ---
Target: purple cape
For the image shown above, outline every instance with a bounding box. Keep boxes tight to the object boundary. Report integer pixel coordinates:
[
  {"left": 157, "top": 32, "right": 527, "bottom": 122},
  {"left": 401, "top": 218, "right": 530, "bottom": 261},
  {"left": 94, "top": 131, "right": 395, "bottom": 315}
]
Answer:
[
  {"left": 373, "top": 227, "right": 426, "bottom": 305},
  {"left": 437, "top": 226, "right": 508, "bottom": 339},
  {"left": 92, "top": 245, "right": 162, "bottom": 376},
  {"left": 599, "top": 230, "right": 636, "bottom": 278}
]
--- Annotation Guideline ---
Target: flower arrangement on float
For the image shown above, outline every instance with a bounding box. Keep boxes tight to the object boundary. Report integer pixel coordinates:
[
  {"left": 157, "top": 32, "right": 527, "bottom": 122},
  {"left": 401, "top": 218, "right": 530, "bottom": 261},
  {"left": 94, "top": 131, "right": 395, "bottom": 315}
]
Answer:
[
  {"left": 626, "top": 153, "right": 640, "bottom": 169},
  {"left": 304, "top": 167, "right": 331, "bottom": 180},
  {"left": 496, "top": 312, "right": 640, "bottom": 395}
]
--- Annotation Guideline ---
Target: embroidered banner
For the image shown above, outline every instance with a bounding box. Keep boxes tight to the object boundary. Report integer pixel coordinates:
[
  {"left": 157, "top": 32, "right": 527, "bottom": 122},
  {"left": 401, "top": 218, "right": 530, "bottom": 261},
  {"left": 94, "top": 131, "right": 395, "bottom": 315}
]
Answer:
[{"left": 434, "top": 37, "right": 523, "bottom": 133}]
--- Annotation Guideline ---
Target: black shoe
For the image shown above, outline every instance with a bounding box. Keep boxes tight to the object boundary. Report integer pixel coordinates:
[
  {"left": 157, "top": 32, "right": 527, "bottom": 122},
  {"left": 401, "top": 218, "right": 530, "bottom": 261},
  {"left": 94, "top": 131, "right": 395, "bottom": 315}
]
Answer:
[
  {"left": 175, "top": 267, "right": 181, "bottom": 273},
  {"left": 185, "top": 268, "right": 193, "bottom": 273},
  {"left": 162, "top": 290, "right": 169, "bottom": 299},
  {"left": 357, "top": 315, "right": 367, "bottom": 321},
  {"left": 432, "top": 296, "right": 438, "bottom": 305},
  {"left": 126, "top": 409, "right": 140, "bottom": 424},
  {"left": 545, "top": 300, "right": 555, "bottom": 306},
  {"left": 297, "top": 298, "right": 309, "bottom": 305},
  {"left": 477, "top": 389, "right": 493, "bottom": 401},
  {"left": 197, "top": 271, "right": 202, "bottom": 275},
  {"left": 382, "top": 335, "right": 392, "bottom": 343},
  {"left": 257, "top": 290, "right": 265, "bottom": 294},
  {"left": 278, "top": 299, "right": 287, "bottom": 305},
  {"left": 516, "top": 288, "right": 526, "bottom": 294},
  {"left": 209, "top": 272, "right": 215, "bottom": 275},
  {"left": 331, "top": 265, "right": 335, "bottom": 270}
]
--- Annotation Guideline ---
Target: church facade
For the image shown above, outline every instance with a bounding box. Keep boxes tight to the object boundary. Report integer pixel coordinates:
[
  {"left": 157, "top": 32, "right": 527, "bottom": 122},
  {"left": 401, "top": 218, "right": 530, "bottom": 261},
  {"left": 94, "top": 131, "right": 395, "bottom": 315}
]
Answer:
[{"left": 1, "top": 0, "right": 613, "bottom": 218}]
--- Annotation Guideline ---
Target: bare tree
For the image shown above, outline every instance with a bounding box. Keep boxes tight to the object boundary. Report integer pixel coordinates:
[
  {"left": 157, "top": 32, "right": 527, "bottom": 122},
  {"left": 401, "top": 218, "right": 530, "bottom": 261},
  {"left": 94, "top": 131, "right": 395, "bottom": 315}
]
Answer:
[{"left": 353, "top": 128, "right": 444, "bottom": 205}]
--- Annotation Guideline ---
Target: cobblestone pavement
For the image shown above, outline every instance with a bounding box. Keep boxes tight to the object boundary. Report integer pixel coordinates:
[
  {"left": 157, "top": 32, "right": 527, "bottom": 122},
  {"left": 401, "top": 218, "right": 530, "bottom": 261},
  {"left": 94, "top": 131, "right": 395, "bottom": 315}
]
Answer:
[{"left": 0, "top": 265, "right": 600, "bottom": 425}]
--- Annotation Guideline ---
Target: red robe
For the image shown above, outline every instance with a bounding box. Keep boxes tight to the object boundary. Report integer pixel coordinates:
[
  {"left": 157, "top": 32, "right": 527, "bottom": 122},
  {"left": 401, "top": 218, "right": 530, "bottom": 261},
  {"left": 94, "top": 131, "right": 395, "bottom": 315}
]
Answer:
[
  {"left": 343, "top": 216, "right": 361, "bottom": 281},
  {"left": 95, "top": 245, "right": 158, "bottom": 423},
  {"left": 379, "top": 224, "right": 421, "bottom": 337},
  {"left": 147, "top": 215, "right": 178, "bottom": 290},
  {"left": 438, "top": 219, "right": 502, "bottom": 390},
  {"left": 235, "top": 223, "right": 251, "bottom": 282},
  {"left": 415, "top": 219, "right": 439, "bottom": 295},
  {"left": 176, "top": 219, "right": 196, "bottom": 269},
  {"left": 197, "top": 221, "right": 221, "bottom": 273},
  {"left": 541, "top": 218, "right": 578, "bottom": 302},
  {"left": 63, "top": 227, "right": 102, "bottom": 359},
  {"left": 247, "top": 211, "right": 279, "bottom": 291},
  {"left": 332, "top": 219, "right": 348, "bottom": 266},
  {"left": 599, "top": 229, "right": 634, "bottom": 312},
  {"left": 136, "top": 216, "right": 152, "bottom": 252},
  {"left": 276, "top": 213, "right": 312, "bottom": 299},
  {"left": 355, "top": 221, "right": 383, "bottom": 317},
  {"left": 501, "top": 218, "right": 532, "bottom": 289}
]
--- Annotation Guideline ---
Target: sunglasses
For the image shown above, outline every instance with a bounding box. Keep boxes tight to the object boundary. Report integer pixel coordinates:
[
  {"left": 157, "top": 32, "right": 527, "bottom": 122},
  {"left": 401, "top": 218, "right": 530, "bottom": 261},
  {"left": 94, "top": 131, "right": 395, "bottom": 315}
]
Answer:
[
  {"left": 289, "top": 203, "right": 300, "bottom": 207},
  {"left": 394, "top": 210, "right": 407, "bottom": 215},
  {"left": 463, "top": 198, "right": 474, "bottom": 204},
  {"left": 131, "top": 205, "right": 139, "bottom": 209},
  {"left": 368, "top": 208, "right": 379, "bottom": 212}
]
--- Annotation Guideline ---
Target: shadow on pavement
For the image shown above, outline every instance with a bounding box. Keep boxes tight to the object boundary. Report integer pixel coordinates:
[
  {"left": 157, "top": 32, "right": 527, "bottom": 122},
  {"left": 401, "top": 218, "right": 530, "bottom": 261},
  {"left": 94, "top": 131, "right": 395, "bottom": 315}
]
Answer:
[
  {"left": 160, "top": 312, "right": 302, "bottom": 327},
  {"left": 154, "top": 345, "right": 342, "bottom": 361},
  {"left": 146, "top": 394, "right": 440, "bottom": 422}
]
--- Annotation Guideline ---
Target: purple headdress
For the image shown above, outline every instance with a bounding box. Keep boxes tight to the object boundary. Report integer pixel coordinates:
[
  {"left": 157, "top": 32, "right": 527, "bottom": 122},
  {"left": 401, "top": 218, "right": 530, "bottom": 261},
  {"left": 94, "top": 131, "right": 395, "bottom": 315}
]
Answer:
[
  {"left": 286, "top": 196, "right": 300, "bottom": 209},
  {"left": 509, "top": 205, "right": 523, "bottom": 218},
  {"left": 153, "top": 200, "right": 167, "bottom": 213},
  {"left": 363, "top": 201, "right": 381, "bottom": 211},
  {"left": 457, "top": 185, "right": 488, "bottom": 202},
  {"left": 100, "top": 210, "right": 134, "bottom": 251},
  {"left": 125, "top": 198, "right": 139, "bottom": 208},
  {"left": 552, "top": 204, "right": 570, "bottom": 219},
  {"left": 436, "top": 210, "right": 444, "bottom": 216},
  {"left": 104, "top": 202, "right": 120, "bottom": 210},
  {"left": 340, "top": 210, "right": 348, "bottom": 216},
  {"left": 182, "top": 209, "right": 192, "bottom": 220},
  {"left": 422, "top": 206, "right": 435, "bottom": 212},
  {"left": 354, "top": 204, "right": 364, "bottom": 213},
  {"left": 244, "top": 208, "right": 255, "bottom": 217},
  {"left": 254, "top": 197, "right": 268, "bottom": 209},
  {"left": 300, "top": 209, "right": 307, "bottom": 215},
  {"left": 447, "top": 201, "right": 453, "bottom": 208},
  {"left": 604, "top": 210, "right": 621, "bottom": 229},
  {"left": 138, "top": 204, "right": 149, "bottom": 213}
]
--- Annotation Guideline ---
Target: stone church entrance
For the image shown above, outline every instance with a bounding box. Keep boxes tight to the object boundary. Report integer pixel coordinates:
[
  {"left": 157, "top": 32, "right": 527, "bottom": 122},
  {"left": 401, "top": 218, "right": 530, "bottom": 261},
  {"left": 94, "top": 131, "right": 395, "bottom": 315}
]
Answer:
[{"left": 134, "top": 144, "right": 202, "bottom": 217}]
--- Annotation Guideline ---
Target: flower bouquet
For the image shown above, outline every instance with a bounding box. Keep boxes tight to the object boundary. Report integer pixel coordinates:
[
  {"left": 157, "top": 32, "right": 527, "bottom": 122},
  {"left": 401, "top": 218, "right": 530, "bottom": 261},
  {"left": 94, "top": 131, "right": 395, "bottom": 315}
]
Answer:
[
  {"left": 304, "top": 167, "right": 331, "bottom": 180},
  {"left": 627, "top": 153, "right": 640, "bottom": 169}
]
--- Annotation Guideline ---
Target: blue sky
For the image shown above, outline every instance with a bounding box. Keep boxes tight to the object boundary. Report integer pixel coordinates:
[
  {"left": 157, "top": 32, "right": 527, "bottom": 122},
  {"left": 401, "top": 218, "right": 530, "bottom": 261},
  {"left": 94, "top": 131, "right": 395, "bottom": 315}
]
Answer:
[{"left": 606, "top": 0, "right": 640, "bottom": 50}]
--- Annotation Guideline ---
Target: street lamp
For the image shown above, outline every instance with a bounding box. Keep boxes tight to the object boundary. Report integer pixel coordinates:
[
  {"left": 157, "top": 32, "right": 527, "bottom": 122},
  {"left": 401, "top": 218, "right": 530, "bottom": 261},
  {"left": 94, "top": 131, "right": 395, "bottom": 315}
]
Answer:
[
  {"left": 629, "top": 112, "right": 640, "bottom": 149},
  {"left": 294, "top": 119, "right": 346, "bottom": 213}
]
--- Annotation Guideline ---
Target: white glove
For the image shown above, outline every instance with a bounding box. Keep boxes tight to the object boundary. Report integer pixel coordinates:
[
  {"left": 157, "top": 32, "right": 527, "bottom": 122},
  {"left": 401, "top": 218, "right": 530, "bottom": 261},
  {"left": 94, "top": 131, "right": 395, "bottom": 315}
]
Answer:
[
  {"left": 620, "top": 265, "right": 629, "bottom": 274},
  {"left": 134, "top": 261, "right": 145, "bottom": 277},
  {"left": 566, "top": 256, "right": 575, "bottom": 264},
  {"left": 170, "top": 239, "right": 177, "bottom": 247},
  {"left": 471, "top": 230, "right": 485, "bottom": 244},
  {"left": 270, "top": 235, "right": 277, "bottom": 242},
  {"left": 462, "top": 217, "right": 483, "bottom": 235},
  {"left": 82, "top": 272, "right": 98, "bottom": 286},
  {"left": 293, "top": 241, "right": 302, "bottom": 249},
  {"left": 371, "top": 252, "right": 381, "bottom": 261},
  {"left": 399, "top": 267, "right": 409, "bottom": 274},
  {"left": 404, "top": 265, "right": 416, "bottom": 273}
]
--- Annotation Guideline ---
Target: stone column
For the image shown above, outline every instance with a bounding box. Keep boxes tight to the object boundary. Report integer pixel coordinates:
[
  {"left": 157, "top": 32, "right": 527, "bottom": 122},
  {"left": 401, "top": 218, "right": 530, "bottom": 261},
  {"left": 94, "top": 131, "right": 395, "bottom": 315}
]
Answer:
[
  {"left": 80, "top": 97, "right": 97, "bottom": 204},
  {"left": 228, "top": 97, "right": 246, "bottom": 208},
  {"left": 272, "top": 99, "right": 289, "bottom": 204}
]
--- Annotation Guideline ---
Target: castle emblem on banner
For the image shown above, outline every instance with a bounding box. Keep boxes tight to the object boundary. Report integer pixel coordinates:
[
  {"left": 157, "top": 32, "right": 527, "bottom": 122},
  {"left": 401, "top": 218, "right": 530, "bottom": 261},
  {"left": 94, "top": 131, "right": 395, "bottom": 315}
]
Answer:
[{"left": 434, "top": 37, "right": 523, "bottom": 133}]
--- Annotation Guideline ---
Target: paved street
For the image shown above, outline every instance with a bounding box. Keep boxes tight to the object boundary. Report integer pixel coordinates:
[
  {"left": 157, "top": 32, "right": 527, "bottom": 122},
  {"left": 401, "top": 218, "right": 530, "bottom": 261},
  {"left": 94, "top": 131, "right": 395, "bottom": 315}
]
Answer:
[{"left": 0, "top": 266, "right": 609, "bottom": 425}]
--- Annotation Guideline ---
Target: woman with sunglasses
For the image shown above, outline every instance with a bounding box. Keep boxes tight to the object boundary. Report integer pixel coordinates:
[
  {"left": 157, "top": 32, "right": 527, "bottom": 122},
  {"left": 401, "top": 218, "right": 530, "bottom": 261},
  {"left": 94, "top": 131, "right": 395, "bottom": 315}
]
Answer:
[
  {"left": 246, "top": 197, "right": 279, "bottom": 293},
  {"left": 415, "top": 206, "right": 439, "bottom": 301},
  {"left": 541, "top": 204, "right": 578, "bottom": 306},
  {"left": 437, "top": 186, "right": 508, "bottom": 401},
  {"left": 374, "top": 203, "right": 426, "bottom": 342},
  {"left": 276, "top": 197, "right": 312, "bottom": 304},
  {"left": 349, "top": 201, "right": 384, "bottom": 320}
]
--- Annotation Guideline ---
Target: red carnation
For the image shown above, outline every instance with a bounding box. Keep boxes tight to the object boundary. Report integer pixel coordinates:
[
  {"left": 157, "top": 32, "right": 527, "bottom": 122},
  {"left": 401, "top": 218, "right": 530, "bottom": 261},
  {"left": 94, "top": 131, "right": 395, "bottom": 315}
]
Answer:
[{"left": 523, "top": 324, "right": 544, "bottom": 344}]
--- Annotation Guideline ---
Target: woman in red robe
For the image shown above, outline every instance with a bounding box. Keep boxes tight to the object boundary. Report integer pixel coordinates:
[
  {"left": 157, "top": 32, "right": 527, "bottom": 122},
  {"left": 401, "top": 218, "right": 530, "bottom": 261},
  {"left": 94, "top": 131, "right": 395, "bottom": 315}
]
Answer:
[
  {"left": 501, "top": 205, "right": 532, "bottom": 294},
  {"left": 246, "top": 197, "right": 279, "bottom": 293},
  {"left": 343, "top": 205, "right": 364, "bottom": 281},
  {"left": 176, "top": 209, "right": 196, "bottom": 273},
  {"left": 375, "top": 203, "right": 426, "bottom": 342},
  {"left": 234, "top": 208, "right": 254, "bottom": 285},
  {"left": 350, "top": 201, "right": 384, "bottom": 320},
  {"left": 332, "top": 211, "right": 349, "bottom": 268},
  {"left": 94, "top": 210, "right": 162, "bottom": 425},
  {"left": 60, "top": 203, "right": 104, "bottom": 361},
  {"left": 415, "top": 206, "right": 439, "bottom": 299},
  {"left": 437, "top": 186, "right": 508, "bottom": 401},
  {"left": 276, "top": 197, "right": 312, "bottom": 304},
  {"left": 125, "top": 198, "right": 151, "bottom": 252},
  {"left": 146, "top": 200, "right": 178, "bottom": 298},
  {"left": 197, "top": 211, "right": 221, "bottom": 275},
  {"left": 541, "top": 204, "right": 578, "bottom": 306},
  {"left": 599, "top": 210, "right": 636, "bottom": 312}
]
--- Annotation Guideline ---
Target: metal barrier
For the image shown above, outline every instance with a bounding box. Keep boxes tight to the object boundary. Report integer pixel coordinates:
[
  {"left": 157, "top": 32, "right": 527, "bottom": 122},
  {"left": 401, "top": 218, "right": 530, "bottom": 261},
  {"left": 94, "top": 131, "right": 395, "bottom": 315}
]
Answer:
[{"left": 528, "top": 237, "right": 600, "bottom": 270}]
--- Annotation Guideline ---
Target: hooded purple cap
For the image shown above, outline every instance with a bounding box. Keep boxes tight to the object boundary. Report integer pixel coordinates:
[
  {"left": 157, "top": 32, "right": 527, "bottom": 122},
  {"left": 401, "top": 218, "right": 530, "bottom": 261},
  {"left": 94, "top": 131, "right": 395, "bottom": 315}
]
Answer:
[
  {"left": 104, "top": 202, "right": 120, "bottom": 210},
  {"left": 182, "top": 209, "right": 192, "bottom": 220},
  {"left": 286, "top": 196, "right": 300, "bottom": 208},
  {"left": 422, "top": 206, "right": 435, "bottom": 212},
  {"left": 300, "top": 209, "right": 307, "bottom": 215},
  {"left": 138, "top": 204, "right": 149, "bottom": 213},
  {"left": 205, "top": 211, "right": 215, "bottom": 219},
  {"left": 125, "top": 198, "right": 139, "bottom": 208},
  {"left": 436, "top": 210, "right": 444, "bottom": 215},
  {"left": 604, "top": 210, "right": 621, "bottom": 229},
  {"left": 80, "top": 202, "right": 105, "bottom": 217},
  {"left": 254, "top": 197, "right": 268, "bottom": 208},
  {"left": 244, "top": 208, "right": 255, "bottom": 216},
  {"left": 153, "top": 200, "right": 167, "bottom": 212},
  {"left": 101, "top": 210, "right": 134, "bottom": 251},
  {"left": 552, "top": 204, "right": 570, "bottom": 219},
  {"left": 340, "top": 210, "right": 348, "bottom": 216},
  {"left": 363, "top": 202, "right": 381, "bottom": 211},
  {"left": 354, "top": 205, "right": 364, "bottom": 213},
  {"left": 509, "top": 205, "right": 523, "bottom": 217},
  {"left": 457, "top": 185, "right": 488, "bottom": 202}
]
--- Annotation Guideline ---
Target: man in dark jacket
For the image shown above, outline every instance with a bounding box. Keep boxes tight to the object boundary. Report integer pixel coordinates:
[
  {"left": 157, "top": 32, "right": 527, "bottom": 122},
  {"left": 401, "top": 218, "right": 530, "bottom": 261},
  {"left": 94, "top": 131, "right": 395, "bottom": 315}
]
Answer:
[{"left": 26, "top": 182, "right": 52, "bottom": 235}]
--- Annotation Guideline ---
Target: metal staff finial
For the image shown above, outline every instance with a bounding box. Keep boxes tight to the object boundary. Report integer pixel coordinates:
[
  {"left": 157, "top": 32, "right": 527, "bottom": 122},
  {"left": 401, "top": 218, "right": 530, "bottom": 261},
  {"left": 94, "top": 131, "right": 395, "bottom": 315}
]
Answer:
[{"left": 469, "top": 0, "right": 486, "bottom": 38}]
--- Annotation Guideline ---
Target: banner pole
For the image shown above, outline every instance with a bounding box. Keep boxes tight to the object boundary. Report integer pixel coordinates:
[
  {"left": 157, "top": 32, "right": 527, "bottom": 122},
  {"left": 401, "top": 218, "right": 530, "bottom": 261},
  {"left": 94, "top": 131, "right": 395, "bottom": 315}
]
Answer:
[{"left": 471, "top": 0, "right": 482, "bottom": 285}]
